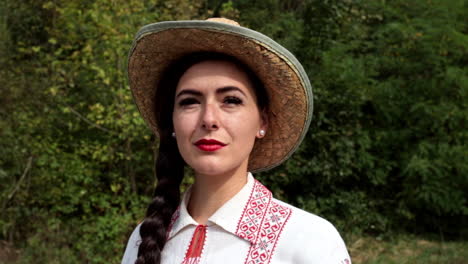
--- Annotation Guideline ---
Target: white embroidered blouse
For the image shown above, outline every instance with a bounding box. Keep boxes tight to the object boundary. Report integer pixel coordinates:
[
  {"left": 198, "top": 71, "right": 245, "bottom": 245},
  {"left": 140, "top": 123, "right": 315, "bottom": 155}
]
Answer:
[{"left": 121, "top": 173, "right": 351, "bottom": 264}]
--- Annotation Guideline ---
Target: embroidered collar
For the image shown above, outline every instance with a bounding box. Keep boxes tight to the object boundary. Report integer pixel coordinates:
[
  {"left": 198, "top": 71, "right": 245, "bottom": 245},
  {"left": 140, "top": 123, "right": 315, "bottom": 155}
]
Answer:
[{"left": 167, "top": 173, "right": 284, "bottom": 245}]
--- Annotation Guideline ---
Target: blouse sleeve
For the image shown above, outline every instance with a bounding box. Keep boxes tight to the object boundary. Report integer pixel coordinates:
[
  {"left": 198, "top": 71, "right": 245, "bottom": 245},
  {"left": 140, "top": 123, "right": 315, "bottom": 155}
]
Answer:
[
  {"left": 281, "top": 205, "right": 352, "bottom": 264},
  {"left": 324, "top": 231, "right": 352, "bottom": 264},
  {"left": 295, "top": 223, "right": 351, "bottom": 263},
  {"left": 121, "top": 224, "right": 141, "bottom": 264}
]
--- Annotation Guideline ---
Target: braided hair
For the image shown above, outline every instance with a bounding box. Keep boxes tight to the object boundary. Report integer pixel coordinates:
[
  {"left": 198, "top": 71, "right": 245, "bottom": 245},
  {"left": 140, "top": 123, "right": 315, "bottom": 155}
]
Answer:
[{"left": 135, "top": 52, "right": 268, "bottom": 264}]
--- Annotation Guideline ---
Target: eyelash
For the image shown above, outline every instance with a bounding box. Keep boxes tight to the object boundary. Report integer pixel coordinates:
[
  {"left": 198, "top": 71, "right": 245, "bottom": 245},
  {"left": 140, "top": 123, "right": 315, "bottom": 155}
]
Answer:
[
  {"left": 224, "top": 96, "right": 243, "bottom": 105},
  {"left": 177, "top": 96, "right": 243, "bottom": 107},
  {"left": 178, "top": 98, "right": 199, "bottom": 106}
]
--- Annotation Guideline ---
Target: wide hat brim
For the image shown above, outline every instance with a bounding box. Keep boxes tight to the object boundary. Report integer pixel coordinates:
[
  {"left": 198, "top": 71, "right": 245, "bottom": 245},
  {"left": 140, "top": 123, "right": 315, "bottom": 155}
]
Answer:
[{"left": 128, "top": 20, "right": 313, "bottom": 172}]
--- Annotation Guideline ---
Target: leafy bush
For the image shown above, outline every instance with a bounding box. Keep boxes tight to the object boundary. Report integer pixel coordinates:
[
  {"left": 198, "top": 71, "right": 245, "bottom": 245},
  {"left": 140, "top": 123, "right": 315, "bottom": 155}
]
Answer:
[{"left": 0, "top": 0, "right": 466, "bottom": 263}]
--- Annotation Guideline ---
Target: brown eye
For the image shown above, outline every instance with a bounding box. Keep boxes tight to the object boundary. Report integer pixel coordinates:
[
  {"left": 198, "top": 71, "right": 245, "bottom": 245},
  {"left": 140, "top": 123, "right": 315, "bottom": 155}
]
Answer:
[
  {"left": 179, "top": 98, "right": 199, "bottom": 106},
  {"left": 224, "top": 96, "right": 242, "bottom": 105}
]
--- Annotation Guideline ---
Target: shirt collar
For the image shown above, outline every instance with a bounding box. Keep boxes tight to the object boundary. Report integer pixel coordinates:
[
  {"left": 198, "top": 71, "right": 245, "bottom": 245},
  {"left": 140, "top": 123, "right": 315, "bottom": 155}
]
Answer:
[
  {"left": 167, "top": 173, "right": 262, "bottom": 244},
  {"left": 207, "top": 173, "right": 255, "bottom": 237}
]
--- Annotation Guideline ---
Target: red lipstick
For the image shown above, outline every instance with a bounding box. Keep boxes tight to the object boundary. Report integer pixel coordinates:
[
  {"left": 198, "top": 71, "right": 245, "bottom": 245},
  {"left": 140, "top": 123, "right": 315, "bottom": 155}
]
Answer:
[{"left": 194, "top": 139, "right": 227, "bottom": 152}]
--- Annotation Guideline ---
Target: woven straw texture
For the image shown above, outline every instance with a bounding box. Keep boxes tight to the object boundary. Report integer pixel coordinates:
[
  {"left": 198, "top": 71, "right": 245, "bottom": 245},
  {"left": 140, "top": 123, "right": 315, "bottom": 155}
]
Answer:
[{"left": 128, "top": 21, "right": 311, "bottom": 172}]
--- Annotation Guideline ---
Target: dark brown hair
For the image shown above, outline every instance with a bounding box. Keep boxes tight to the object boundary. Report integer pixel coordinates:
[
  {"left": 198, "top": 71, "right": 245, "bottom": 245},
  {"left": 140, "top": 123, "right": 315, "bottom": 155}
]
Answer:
[{"left": 135, "top": 52, "right": 268, "bottom": 264}]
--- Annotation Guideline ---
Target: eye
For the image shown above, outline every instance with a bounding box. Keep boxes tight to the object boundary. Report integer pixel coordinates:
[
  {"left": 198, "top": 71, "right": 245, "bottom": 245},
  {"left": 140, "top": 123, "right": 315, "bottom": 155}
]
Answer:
[
  {"left": 223, "top": 96, "right": 243, "bottom": 105},
  {"left": 178, "top": 97, "right": 199, "bottom": 107}
]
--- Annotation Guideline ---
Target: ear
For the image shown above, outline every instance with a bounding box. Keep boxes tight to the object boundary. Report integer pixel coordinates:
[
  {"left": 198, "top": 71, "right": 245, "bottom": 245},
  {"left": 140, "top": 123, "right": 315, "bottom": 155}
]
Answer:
[{"left": 256, "top": 109, "right": 269, "bottom": 138}]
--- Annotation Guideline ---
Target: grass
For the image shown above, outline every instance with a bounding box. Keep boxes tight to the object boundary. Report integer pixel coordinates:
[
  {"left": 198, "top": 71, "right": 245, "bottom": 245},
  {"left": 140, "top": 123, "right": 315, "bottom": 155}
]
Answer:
[{"left": 348, "top": 234, "right": 468, "bottom": 264}]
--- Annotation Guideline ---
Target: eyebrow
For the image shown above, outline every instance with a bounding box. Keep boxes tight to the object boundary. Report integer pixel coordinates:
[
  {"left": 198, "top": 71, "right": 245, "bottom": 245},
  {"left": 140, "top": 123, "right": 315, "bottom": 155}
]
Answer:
[
  {"left": 217, "top": 86, "right": 247, "bottom": 96},
  {"left": 176, "top": 86, "right": 247, "bottom": 98},
  {"left": 176, "top": 89, "right": 202, "bottom": 98}
]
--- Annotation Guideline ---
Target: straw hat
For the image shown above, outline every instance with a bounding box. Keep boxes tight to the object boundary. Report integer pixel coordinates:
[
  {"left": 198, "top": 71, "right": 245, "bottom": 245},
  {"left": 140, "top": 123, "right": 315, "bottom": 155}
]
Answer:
[{"left": 128, "top": 18, "right": 313, "bottom": 172}]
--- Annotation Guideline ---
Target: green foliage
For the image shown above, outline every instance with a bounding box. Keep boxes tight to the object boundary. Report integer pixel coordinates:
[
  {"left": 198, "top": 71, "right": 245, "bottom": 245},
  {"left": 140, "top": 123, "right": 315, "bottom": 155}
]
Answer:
[
  {"left": 251, "top": 0, "right": 467, "bottom": 236},
  {"left": 0, "top": 0, "right": 467, "bottom": 262},
  {"left": 0, "top": 0, "right": 208, "bottom": 262}
]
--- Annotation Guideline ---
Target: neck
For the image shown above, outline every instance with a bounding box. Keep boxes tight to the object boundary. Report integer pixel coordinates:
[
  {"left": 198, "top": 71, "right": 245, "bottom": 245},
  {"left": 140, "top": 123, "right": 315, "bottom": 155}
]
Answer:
[{"left": 188, "top": 164, "right": 249, "bottom": 225}]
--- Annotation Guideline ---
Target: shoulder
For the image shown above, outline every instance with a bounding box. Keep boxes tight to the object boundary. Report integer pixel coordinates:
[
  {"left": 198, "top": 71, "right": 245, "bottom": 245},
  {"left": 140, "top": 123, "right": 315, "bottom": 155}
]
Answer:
[
  {"left": 121, "top": 223, "right": 141, "bottom": 264},
  {"left": 272, "top": 198, "right": 352, "bottom": 263},
  {"left": 275, "top": 198, "right": 338, "bottom": 237}
]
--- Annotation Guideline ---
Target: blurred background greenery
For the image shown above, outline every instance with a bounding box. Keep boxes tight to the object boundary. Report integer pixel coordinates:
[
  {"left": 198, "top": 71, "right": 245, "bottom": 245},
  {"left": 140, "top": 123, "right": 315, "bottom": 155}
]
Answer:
[{"left": 0, "top": 0, "right": 466, "bottom": 263}]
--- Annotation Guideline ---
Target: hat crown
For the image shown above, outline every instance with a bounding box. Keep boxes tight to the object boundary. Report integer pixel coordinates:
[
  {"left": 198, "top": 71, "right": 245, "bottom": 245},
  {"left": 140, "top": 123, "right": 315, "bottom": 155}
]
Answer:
[{"left": 206, "top": 17, "right": 240, "bottom": 26}]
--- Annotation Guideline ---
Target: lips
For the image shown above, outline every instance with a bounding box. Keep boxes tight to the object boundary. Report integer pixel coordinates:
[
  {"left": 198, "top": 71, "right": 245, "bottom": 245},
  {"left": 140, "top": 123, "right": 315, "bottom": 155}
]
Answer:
[{"left": 194, "top": 139, "right": 227, "bottom": 152}]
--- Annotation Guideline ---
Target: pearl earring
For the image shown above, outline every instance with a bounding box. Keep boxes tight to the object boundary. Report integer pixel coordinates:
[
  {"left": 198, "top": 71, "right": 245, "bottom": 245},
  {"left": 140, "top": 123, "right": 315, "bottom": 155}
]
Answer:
[
  {"left": 171, "top": 132, "right": 176, "bottom": 138},
  {"left": 259, "top": 130, "right": 266, "bottom": 137}
]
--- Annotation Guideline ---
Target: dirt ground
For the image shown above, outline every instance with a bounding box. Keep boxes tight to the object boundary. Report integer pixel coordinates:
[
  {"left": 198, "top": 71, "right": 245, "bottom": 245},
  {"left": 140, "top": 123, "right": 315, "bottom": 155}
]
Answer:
[{"left": 0, "top": 241, "right": 19, "bottom": 264}]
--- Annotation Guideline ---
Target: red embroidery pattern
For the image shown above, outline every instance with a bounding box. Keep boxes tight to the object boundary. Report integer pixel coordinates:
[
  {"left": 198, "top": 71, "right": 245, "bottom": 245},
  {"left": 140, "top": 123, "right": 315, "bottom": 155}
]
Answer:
[
  {"left": 236, "top": 180, "right": 292, "bottom": 264},
  {"left": 182, "top": 225, "right": 207, "bottom": 264},
  {"left": 236, "top": 180, "right": 272, "bottom": 243}
]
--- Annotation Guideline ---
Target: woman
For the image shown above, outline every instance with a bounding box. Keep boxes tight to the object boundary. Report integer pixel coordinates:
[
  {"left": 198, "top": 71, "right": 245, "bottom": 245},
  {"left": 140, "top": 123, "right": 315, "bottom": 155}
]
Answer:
[{"left": 123, "top": 18, "right": 351, "bottom": 264}]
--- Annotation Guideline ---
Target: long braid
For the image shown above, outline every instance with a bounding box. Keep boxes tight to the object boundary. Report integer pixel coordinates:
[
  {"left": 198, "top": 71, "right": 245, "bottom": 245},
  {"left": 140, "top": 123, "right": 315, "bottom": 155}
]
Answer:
[
  {"left": 135, "top": 51, "right": 187, "bottom": 264},
  {"left": 135, "top": 132, "right": 185, "bottom": 264}
]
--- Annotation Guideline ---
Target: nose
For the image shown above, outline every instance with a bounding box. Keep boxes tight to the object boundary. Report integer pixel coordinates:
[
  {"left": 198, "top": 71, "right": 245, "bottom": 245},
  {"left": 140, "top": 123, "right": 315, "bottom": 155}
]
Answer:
[{"left": 201, "top": 103, "right": 219, "bottom": 130}]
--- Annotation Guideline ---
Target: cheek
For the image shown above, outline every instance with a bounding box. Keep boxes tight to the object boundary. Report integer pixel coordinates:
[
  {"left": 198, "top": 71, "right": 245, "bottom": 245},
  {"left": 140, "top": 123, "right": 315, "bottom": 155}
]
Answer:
[
  {"left": 172, "top": 113, "right": 196, "bottom": 159},
  {"left": 226, "top": 110, "right": 261, "bottom": 138},
  {"left": 173, "top": 111, "right": 197, "bottom": 134}
]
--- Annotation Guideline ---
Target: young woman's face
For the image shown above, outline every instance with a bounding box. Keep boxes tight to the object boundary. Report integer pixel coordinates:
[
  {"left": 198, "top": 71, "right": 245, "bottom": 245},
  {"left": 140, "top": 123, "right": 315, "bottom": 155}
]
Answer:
[{"left": 172, "top": 60, "right": 266, "bottom": 176}]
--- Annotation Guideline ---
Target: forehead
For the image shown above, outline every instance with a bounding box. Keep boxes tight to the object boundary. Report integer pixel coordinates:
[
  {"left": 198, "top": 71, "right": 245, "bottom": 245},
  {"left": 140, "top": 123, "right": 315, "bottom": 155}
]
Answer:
[{"left": 176, "top": 60, "right": 255, "bottom": 95}]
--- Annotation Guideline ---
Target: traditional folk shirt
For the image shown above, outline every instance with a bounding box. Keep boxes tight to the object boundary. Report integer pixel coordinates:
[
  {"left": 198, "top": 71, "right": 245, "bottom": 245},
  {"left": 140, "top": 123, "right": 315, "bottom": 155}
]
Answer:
[{"left": 122, "top": 173, "right": 351, "bottom": 264}]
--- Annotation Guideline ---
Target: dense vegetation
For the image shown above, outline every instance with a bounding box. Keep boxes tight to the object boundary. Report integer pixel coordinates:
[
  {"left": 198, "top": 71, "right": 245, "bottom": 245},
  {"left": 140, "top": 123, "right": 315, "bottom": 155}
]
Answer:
[{"left": 0, "top": 0, "right": 466, "bottom": 263}]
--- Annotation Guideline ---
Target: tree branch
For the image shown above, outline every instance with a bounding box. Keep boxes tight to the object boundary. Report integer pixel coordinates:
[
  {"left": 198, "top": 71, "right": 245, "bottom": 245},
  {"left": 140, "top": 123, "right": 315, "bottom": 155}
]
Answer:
[
  {"left": 66, "top": 105, "right": 117, "bottom": 134},
  {"left": 3, "top": 156, "right": 33, "bottom": 209}
]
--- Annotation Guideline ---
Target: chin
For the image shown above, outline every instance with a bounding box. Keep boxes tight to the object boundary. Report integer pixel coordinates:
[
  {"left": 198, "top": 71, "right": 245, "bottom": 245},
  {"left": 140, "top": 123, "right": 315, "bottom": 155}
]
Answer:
[
  {"left": 189, "top": 159, "right": 245, "bottom": 177},
  {"left": 191, "top": 164, "right": 228, "bottom": 176}
]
